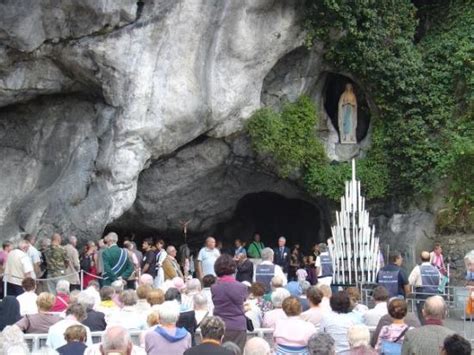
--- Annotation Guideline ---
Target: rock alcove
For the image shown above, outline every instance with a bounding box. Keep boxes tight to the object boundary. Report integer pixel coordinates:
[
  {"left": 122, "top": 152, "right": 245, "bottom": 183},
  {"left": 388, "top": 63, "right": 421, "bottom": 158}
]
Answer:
[
  {"left": 323, "top": 72, "right": 371, "bottom": 144},
  {"left": 106, "top": 135, "right": 331, "bottom": 253}
]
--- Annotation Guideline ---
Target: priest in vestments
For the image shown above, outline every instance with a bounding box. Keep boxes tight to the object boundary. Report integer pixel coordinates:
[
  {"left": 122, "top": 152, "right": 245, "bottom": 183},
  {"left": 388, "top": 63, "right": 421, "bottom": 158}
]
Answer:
[{"left": 102, "top": 233, "right": 134, "bottom": 286}]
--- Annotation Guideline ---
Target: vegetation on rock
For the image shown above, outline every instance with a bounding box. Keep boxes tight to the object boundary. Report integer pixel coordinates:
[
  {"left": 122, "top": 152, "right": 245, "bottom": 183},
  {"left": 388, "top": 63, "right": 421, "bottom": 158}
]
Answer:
[{"left": 247, "top": 0, "right": 473, "bottom": 230}]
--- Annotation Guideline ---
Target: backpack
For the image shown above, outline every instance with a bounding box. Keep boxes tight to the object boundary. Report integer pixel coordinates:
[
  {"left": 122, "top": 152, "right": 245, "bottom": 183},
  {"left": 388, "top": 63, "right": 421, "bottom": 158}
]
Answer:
[{"left": 380, "top": 326, "right": 410, "bottom": 355}]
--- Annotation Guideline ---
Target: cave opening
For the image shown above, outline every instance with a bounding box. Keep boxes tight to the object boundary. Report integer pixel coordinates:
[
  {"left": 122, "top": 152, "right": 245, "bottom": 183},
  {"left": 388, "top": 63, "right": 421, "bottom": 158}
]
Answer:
[
  {"left": 105, "top": 191, "right": 328, "bottom": 255},
  {"left": 323, "top": 72, "right": 371, "bottom": 142},
  {"left": 212, "top": 191, "right": 326, "bottom": 254}
]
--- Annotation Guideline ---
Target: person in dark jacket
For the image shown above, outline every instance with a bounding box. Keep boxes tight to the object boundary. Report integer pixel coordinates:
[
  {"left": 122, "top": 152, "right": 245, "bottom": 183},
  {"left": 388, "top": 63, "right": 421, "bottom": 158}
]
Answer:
[
  {"left": 184, "top": 316, "right": 233, "bottom": 355},
  {"left": 236, "top": 252, "right": 253, "bottom": 283},
  {"left": 0, "top": 296, "right": 21, "bottom": 331},
  {"left": 211, "top": 254, "right": 248, "bottom": 351},
  {"left": 56, "top": 324, "right": 87, "bottom": 355},
  {"left": 274, "top": 237, "right": 291, "bottom": 274},
  {"left": 78, "top": 292, "right": 106, "bottom": 331}
]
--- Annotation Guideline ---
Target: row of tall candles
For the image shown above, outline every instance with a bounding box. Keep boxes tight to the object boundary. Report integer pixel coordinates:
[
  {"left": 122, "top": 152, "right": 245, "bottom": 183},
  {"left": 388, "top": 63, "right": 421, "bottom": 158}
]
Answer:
[{"left": 328, "top": 159, "right": 380, "bottom": 285}]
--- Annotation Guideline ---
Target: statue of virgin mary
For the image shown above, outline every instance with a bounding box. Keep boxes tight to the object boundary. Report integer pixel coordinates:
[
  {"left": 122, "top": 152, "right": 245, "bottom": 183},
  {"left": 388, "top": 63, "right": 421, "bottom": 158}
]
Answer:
[{"left": 338, "top": 83, "right": 358, "bottom": 144}]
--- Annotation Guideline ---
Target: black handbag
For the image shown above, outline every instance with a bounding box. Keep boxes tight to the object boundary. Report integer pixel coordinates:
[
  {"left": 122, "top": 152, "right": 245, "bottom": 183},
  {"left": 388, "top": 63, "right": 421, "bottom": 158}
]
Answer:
[{"left": 245, "top": 316, "right": 254, "bottom": 331}]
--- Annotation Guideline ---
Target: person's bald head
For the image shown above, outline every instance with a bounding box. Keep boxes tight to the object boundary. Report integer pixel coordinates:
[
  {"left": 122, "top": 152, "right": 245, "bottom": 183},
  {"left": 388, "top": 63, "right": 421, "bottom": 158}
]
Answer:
[
  {"left": 420, "top": 251, "right": 430, "bottom": 262},
  {"left": 206, "top": 237, "right": 216, "bottom": 249},
  {"left": 423, "top": 295, "right": 447, "bottom": 320},
  {"left": 51, "top": 233, "right": 62, "bottom": 245},
  {"left": 243, "top": 337, "right": 271, "bottom": 355}
]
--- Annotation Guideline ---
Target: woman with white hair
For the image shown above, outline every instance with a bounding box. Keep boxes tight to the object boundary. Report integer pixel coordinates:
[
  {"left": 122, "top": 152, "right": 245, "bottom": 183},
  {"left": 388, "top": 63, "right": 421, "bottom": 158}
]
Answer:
[
  {"left": 0, "top": 325, "right": 29, "bottom": 355},
  {"left": 193, "top": 292, "right": 211, "bottom": 325},
  {"left": 182, "top": 278, "right": 202, "bottom": 310},
  {"left": 262, "top": 288, "right": 290, "bottom": 329},
  {"left": 339, "top": 324, "right": 376, "bottom": 355},
  {"left": 145, "top": 301, "right": 191, "bottom": 354},
  {"left": 51, "top": 279, "right": 70, "bottom": 312}
]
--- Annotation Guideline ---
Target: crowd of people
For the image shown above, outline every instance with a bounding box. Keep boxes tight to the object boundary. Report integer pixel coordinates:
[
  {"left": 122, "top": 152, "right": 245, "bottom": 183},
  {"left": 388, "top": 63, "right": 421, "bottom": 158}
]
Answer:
[{"left": 0, "top": 232, "right": 471, "bottom": 355}]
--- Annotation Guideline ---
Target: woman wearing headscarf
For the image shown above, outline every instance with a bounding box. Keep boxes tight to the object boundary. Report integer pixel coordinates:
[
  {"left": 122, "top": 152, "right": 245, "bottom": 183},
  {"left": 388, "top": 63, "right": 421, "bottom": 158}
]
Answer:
[{"left": 0, "top": 296, "right": 21, "bottom": 331}]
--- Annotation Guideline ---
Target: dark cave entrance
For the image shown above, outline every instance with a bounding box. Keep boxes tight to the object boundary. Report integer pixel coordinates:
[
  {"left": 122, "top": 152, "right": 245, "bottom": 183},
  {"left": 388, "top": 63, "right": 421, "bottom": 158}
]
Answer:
[
  {"left": 212, "top": 192, "right": 327, "bottom": 254},
  {"left": 323, "top": 72, "right": 371, "bottom": 142}
]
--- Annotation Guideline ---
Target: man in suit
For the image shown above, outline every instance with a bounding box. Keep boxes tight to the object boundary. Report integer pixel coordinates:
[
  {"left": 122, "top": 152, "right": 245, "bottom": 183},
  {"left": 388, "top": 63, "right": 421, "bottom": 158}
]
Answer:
[
  {"left": 401, "top": 295, "right": 454, "bottom": 355},
  {"left": 273, "top": 236, "right": 290, "bottom": 275},
  {"left": 101, "top": 232, "right": 134, "bottom": 286}
]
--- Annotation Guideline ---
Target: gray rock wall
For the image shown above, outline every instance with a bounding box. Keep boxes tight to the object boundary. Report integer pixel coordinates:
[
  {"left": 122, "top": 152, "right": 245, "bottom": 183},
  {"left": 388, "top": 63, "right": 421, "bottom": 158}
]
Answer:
[{"left": 0, "top": 0, "right": 305, "bottom": 240}]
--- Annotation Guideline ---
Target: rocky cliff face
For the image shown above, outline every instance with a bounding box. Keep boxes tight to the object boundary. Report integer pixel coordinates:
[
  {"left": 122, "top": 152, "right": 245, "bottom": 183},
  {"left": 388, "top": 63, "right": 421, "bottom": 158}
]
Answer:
[
  {"left": 0, "top": 0, "right": 307, "bottom": 240},
  {"left": 0, "top": 0, "right": 450, "bottom": 275}
]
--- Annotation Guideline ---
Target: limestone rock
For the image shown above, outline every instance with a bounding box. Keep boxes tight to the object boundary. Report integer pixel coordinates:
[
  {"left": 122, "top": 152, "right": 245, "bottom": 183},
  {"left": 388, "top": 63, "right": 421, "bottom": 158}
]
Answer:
[{"left": 0, "top": 0, "right": 306, "bottom": 241}]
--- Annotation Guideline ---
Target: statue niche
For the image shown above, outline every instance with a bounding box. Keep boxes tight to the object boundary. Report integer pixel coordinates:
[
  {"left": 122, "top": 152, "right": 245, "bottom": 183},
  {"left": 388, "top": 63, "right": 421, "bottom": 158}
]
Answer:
[{"left": 338, "top": 83, "right": 358, "bottom": 144}]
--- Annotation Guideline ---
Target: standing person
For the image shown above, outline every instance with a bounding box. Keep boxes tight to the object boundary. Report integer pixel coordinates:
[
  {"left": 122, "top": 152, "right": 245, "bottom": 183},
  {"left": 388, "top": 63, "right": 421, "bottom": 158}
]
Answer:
[
  {"left": 247, "top": 233, "right": 265, "bottom": 259},
  {"left": 376, "top": 251, "right": 410, "bottom": 299},
  {"left": 64, "top": 236, "right": 81, "bottom": 291},
  {"left": 23, "top": 234, "right": 42, "bottom": 280},
  {"left": 288, "top": 247, "right": 301, "bottom": 281},
  {"left": 4, "top": 240, "right": 33, "bottom": 296},
  {"left": 44, "top": 233, "right": 69, "bottom": 294},
  {"left": 80, "top": 241, "right": 98, "bottom": 289},
  {"left": 401, "top": 296, "right": 454, "bottom": 355},
  {"left": 409, "top": 251, "right": 441, "bottom": 324},
  {"left": 211, "top": 254, "right": 248, "bottom": 351},
  {"left": 95, "top": 238, "right": 106, "bottom": 279},
  {"left": 274, "top": 236, "right": 290, "bottom": 275},
  {"left": 430, "top": 242, "right": 448, "bottom": 293},
  {"left": 163, "top": 245, "right": 184, "bottom": 280},
  {"left": 236, "top": 252, "right": 254, "bottom": 283},
  {"left": 255, "top": 248, "right": 287, "bottom": 293},
  {"left": 315, "top": 243, "right": 333, "bottom": 286},
  {"left": 141, "top": 238, "right": 157, "bottom": 278},
  {"left": 430, "top": 243, "right": 447, "bottom": 276},
  {"left": 197, "top": 237, "right": 221, "bottom": 279},
  {"left": 234, "top": 239, "right": 246, "bottom": 257},
  {"left": 154, "top": 239, "right": 167, "bottom": 288},
  {"left": 101, "top": 232, "right": 134, "bottom": 286},
  {"left": 0, "top": 241, "right": 13, "bottom": 298}
]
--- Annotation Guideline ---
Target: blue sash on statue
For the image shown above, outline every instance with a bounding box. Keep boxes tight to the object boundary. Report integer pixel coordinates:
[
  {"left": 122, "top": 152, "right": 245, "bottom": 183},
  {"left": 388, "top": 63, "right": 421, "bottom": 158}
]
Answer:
[{"left": 111, "top": 249, "right": 127, "bottom": 275}]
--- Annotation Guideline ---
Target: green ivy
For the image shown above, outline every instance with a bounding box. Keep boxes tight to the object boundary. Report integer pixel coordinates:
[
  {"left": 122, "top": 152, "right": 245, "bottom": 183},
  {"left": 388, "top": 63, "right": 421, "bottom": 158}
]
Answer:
[
  {"left": 246, "top": 1, "right": 473, "bottom": 230},
  {"left": 247, "top": 96, "right": 389, "bottom": 200}
]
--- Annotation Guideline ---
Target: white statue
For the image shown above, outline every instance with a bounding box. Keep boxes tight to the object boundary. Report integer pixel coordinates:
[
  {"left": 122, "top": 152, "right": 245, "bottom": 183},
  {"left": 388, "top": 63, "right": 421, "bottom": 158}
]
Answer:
[{"left": 338, "top": 83, "right": 358, "bottom": 144}]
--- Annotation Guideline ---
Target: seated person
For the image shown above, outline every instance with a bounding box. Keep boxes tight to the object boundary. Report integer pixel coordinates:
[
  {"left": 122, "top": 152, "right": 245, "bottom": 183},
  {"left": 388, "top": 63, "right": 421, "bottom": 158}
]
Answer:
[
  {"left": 95, "top": 286, "right": 118, "bottom": 317},
  {"left": 184, "top": 316, "right": 233, "bottom": 355},
  {"left": 57, "top": 324, "right": 88, "bottom": 355},
  {"left": 46, "top": 304, "right": 92, "bottom": 350},
  {"left": 340, "top": 324, "right": 376, "bottom": 355},
  {"left": 144, "top": 301, "right": 191, "bottom": 354},
  {"left": 16, "top": 292, "right": 62, "bottom": 333},
  {"left": 301, "top": 286, "right": 325, "bottom": 328},
  {"left": 262, "top": 288, "right": 290, "bottom": 329},
  {"left": 363, "top": 286, "right": 389, "bottom": 327},
  {"left": 273, "top": 296, "right": 317, "bottom": 353},
  {"left": 106, "top": 290, "right": 147, "bottom": 330},
  {"left": 51, "top": 280, "right": 71, "bottom": 313},
  {"left": 16, "top": 277, "right": 38, "bottom": 315},
  {"left": 77, "top": 292, "right": 106, "bottom": 331}
]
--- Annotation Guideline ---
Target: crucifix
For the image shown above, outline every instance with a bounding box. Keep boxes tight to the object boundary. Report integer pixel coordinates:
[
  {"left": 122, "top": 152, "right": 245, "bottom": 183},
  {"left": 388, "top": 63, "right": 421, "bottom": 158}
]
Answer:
[{"left": 179, "top": 219, "right": 192, "bottom": 241}]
